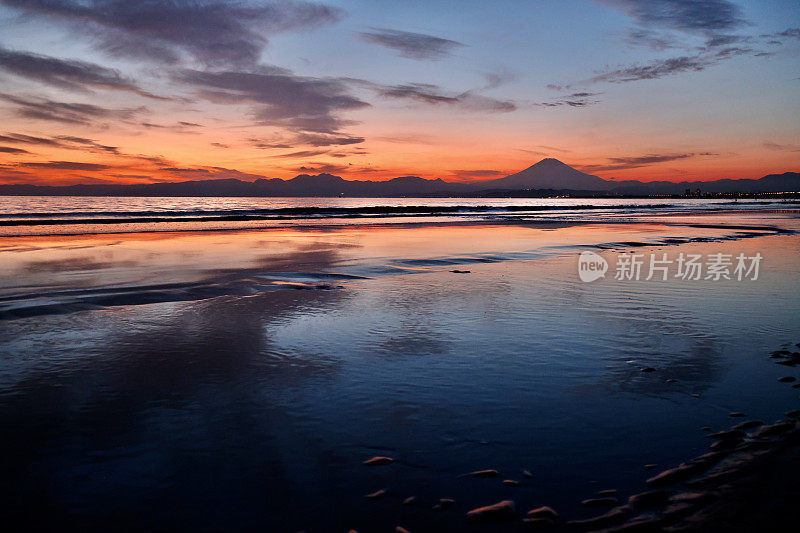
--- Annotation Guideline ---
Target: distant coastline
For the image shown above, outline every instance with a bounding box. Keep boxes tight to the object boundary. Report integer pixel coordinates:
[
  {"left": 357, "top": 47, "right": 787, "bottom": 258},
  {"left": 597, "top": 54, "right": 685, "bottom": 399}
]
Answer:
[{"left": 2, "top": 159, "right": 798, "bottom": 197}]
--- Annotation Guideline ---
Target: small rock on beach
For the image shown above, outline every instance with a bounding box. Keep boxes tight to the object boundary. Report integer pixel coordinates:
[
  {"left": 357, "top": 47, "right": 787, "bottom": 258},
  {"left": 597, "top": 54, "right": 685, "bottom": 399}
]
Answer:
[
  {"left": 470, "top": 469, "right": 499, "bottom": 477},
  {"left": 527, "top": 506, "right": 558, "bottom": 520},
  {"left": 466, "top": 500, "right": 516, "bottom": 523},
  {"left": 362, "top": 456, "right": 393, "bottom": 466},
  {"left": 582, "top": 497, "right": 618, "bottom": 507},
  {"left": 522, "top": 518, "right": 555, "bottom": 529}
]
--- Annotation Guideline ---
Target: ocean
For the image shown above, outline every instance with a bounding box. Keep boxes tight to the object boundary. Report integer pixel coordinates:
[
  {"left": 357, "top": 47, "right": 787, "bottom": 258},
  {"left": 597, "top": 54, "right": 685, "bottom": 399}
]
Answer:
[{"left": 0, "top": 196, "right": 798, "bottom": 531}]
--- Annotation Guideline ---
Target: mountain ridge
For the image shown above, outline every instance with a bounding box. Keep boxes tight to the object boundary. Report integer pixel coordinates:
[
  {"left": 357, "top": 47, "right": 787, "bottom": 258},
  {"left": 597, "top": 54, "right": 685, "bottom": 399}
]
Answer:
[{"left": 0, "top": 159, "right": 797, "bottom": 196}]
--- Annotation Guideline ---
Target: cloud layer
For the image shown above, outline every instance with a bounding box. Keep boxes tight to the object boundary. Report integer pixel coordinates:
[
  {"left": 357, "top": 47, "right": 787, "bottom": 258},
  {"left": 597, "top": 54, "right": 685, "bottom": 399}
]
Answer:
[
  {"left": 359, "top": 28, "right": 464, "bottom": 60},
  {"left": 0, "top": 0, "right": 342, "bottom": 67}
]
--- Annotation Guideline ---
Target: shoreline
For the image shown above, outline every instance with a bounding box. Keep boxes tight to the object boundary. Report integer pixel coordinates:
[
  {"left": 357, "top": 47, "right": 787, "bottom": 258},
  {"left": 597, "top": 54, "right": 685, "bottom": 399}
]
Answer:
[{"left": 0, "top": 207, "right": 797, "bottom": 238}]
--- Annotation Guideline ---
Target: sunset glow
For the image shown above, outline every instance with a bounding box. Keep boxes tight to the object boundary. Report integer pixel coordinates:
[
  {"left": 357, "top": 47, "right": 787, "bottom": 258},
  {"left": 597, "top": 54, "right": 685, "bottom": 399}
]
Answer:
[{"left": 0, "top": 0, "right": 798, "bottom": 186}]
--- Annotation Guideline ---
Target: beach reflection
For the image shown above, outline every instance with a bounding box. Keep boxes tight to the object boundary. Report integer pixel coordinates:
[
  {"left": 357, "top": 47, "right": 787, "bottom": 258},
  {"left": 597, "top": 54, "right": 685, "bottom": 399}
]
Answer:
[{"left": 0, "top": 216, "right": 799, "bottom": 531}]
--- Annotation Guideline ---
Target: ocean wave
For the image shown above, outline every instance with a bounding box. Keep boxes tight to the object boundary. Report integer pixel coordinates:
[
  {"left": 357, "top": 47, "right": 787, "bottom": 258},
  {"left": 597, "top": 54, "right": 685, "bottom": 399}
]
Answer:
[{"left": 0, "top": 204, "right": 677, "bottom": 225}]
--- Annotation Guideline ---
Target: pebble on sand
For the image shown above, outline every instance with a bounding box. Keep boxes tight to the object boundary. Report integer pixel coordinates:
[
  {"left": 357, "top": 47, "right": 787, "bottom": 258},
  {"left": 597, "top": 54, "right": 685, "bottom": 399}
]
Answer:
[
  {"left": 666, "top": 378, "right": 678, "bottom": 383},
  {"left": 433, "top": 498, "right": 455, "bottom": 511},
  {"left": 641, "top": 367, "right": 656, "bottom": 372},
  {"left": 470, "top": 469, "right": 499, "bottom": 477},
  {"left": 710, "top": 438, "right": 743, "bottom": 451},
  {"left": 502, "top": 479, "right": 520, "bottom": 486},
  {"left": 707, "top": 429, "right": 745, "bottom": 440},
  {"left": 402, "top": 496, "right": 415, "bottom": 506},
  {"left": 466, "top": 500, "right": 516, "bottom": 523},
  {"left": 596, "top": 489, "right": 617, "bottom": 497},
  {"left": 778, "top": 376, "right": 796, "bottom": 382},
  {"left": 581, "top": 497, "right": 619, "bottom": 507},
  {"left": 565, "top": 505, "right": 632, "bottom": 530},
  {"left": 702, "top": 427, "right": 713, "bottom": 431},
  {"left": 450, "top": 270, "right": 471, "bottom": 274},
  {"left": 363, "top": 456, "right": 394, "bottom": 466},
  {"left": 753, "top": 420, "right": 794, "bottom": 438},
  {"left": 729, "top": 412, "right": 746, "bottom": 417},
  {"left": 522, "top": 518, "right": 555, "bottom": 529},
  {"left": 526, "top": 506, "right": 559, "bottom": 520},
  {"left": 628, "top": 490, "right": 670, "bottom": 509},
  {"left": 670, "top": 491, "right": 717, "bottom": 505},
  {"left": 523, "top": 470, "right": 533, "bottom": 478},
  {"left": 732, "top": 420, "right": 764, "bottom": 430},
  {"left": 364, "top": 489, "right": 387, "bottom": 500},
  {"left": 646, "top": 462, "right": 707, "bottom": 486},
  {"left": 644, "top": 464, "right": 657, "bottom": 470},
  {"left": 395, "top": 527, "right": 410, "bottom": 533}
]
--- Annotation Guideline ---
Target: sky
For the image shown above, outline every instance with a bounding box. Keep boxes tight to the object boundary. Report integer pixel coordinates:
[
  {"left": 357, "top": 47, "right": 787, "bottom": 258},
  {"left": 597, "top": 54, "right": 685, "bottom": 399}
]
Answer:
[{"left": 0, "top": 0, "right": 798, "bottom": 186}]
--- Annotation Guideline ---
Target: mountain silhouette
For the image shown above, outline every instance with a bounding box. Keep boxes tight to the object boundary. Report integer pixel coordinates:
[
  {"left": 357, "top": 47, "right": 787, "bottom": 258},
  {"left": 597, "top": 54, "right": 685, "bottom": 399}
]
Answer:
[
  {"left": 0, "top": 159, "right": 797, "bottom": 196},
  {"left": 484, "top": 158, "right": 610, "bottom": 190}
]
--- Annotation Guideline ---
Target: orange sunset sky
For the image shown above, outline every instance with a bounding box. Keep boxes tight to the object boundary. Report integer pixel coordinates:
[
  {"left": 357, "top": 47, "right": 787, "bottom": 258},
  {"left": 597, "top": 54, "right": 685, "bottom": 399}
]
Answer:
[{"left": 0, "top": 0, "right": 798, "bottom": 186}]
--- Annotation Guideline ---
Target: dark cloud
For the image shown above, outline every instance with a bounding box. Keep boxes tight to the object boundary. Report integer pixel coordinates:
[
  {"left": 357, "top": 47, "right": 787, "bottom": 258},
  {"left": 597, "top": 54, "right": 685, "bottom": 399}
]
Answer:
[
  {"left": 269, "top": 150, "right": 330, "bottom": 159},
  {"left": 624, "top": 28, "right": 680, "bottom": 50},
  {"left": 378, "top": 83, "right": 516, "bottom": 112},
  {"left": 763, "top": 141, "right": 800, "bottom": 152},
  {"left": 141, "top": 121, "right": 204, "bottom": 132},
  {"left": 712, "top": 46, "right": 754, "bottom": 58},
  {"left": 482, "top": 68, "right": 518, "bottom": 90},
  {"left": 211, "top": 142, "right": 230, "bottom": 149},
  {"left": 0, "top": 146, "right": 29, "bottom": 154},
  {"left": 0, "top": 132, "right": 61, "bottom": 146},
  {"left": 590, "top": 55, "right": 711, "bottom": 83},
  {"left": 295, "top": 132, "right": 365, "bottom": 146},
  {"left": 250, "top": 132, "right": 364, "bottom": 149},
  {"left": 534, "top": 91, "right": 601, "bottom": 107},
  {"left": 0, "top": 93, "right": 145, "bottom": 125},
  {"left": 359, "top": 28, "right": 464, "bottom": 60},
  {"left": 597, "top": 0, "right": 745, "bottom": 33},
  {"left": 774, "top": 28, "right": 800, "bottom": 39},
  {"left": 0, "top": 46, "right": 163, "bottom": 98},
  {"left": 588, "top": 37, "right": 776, "bottom": 84},
  {"left": 536, "top": 145, "right": 573, "bottom": 153},
  {"left": 159, "top": 165, "right": 268, "bottom": 182},
  {"left": 578, "top": 152, "right": 711, "bottom": 171},
  {"left": 19, "top": 160, "right": 111, "bottom": 171},
  {"left": 0, "top": 0, "right": 343, "bottom": 67},
  {"left": 176, "top": 67, "right": 369, "bottom": 134},
  {"left": 609, "top": 154, "right": 697, "bottom": 164},
  {"left": 0, "top": 132, "right": 177, "bottom": 166},
  {"left": 704, "top": 34, "right": 749, "bottom": 47},
  {"left": 249, "top": 139, "right": 294, "bottom": 150},
  {"left": 374, "top": 134, "right": 435, "bottom": 145},
  {"left": 451, "top": 169, "right": 504, "bottom": 178},
  {"left": 54, "top": 135, "right": 119, "bottom": 154},
  {"left": 380, "top": 83, "right": 457, "bottom": 104},
  {"left": 295, "top": 163, "right": 349, "bottom": 174}
]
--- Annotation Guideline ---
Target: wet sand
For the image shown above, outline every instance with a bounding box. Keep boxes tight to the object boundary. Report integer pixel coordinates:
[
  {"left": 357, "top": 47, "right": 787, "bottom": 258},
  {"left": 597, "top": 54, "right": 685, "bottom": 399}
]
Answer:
[{"left": 0, "top": 210, "right": 798, "bottom": 531}]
